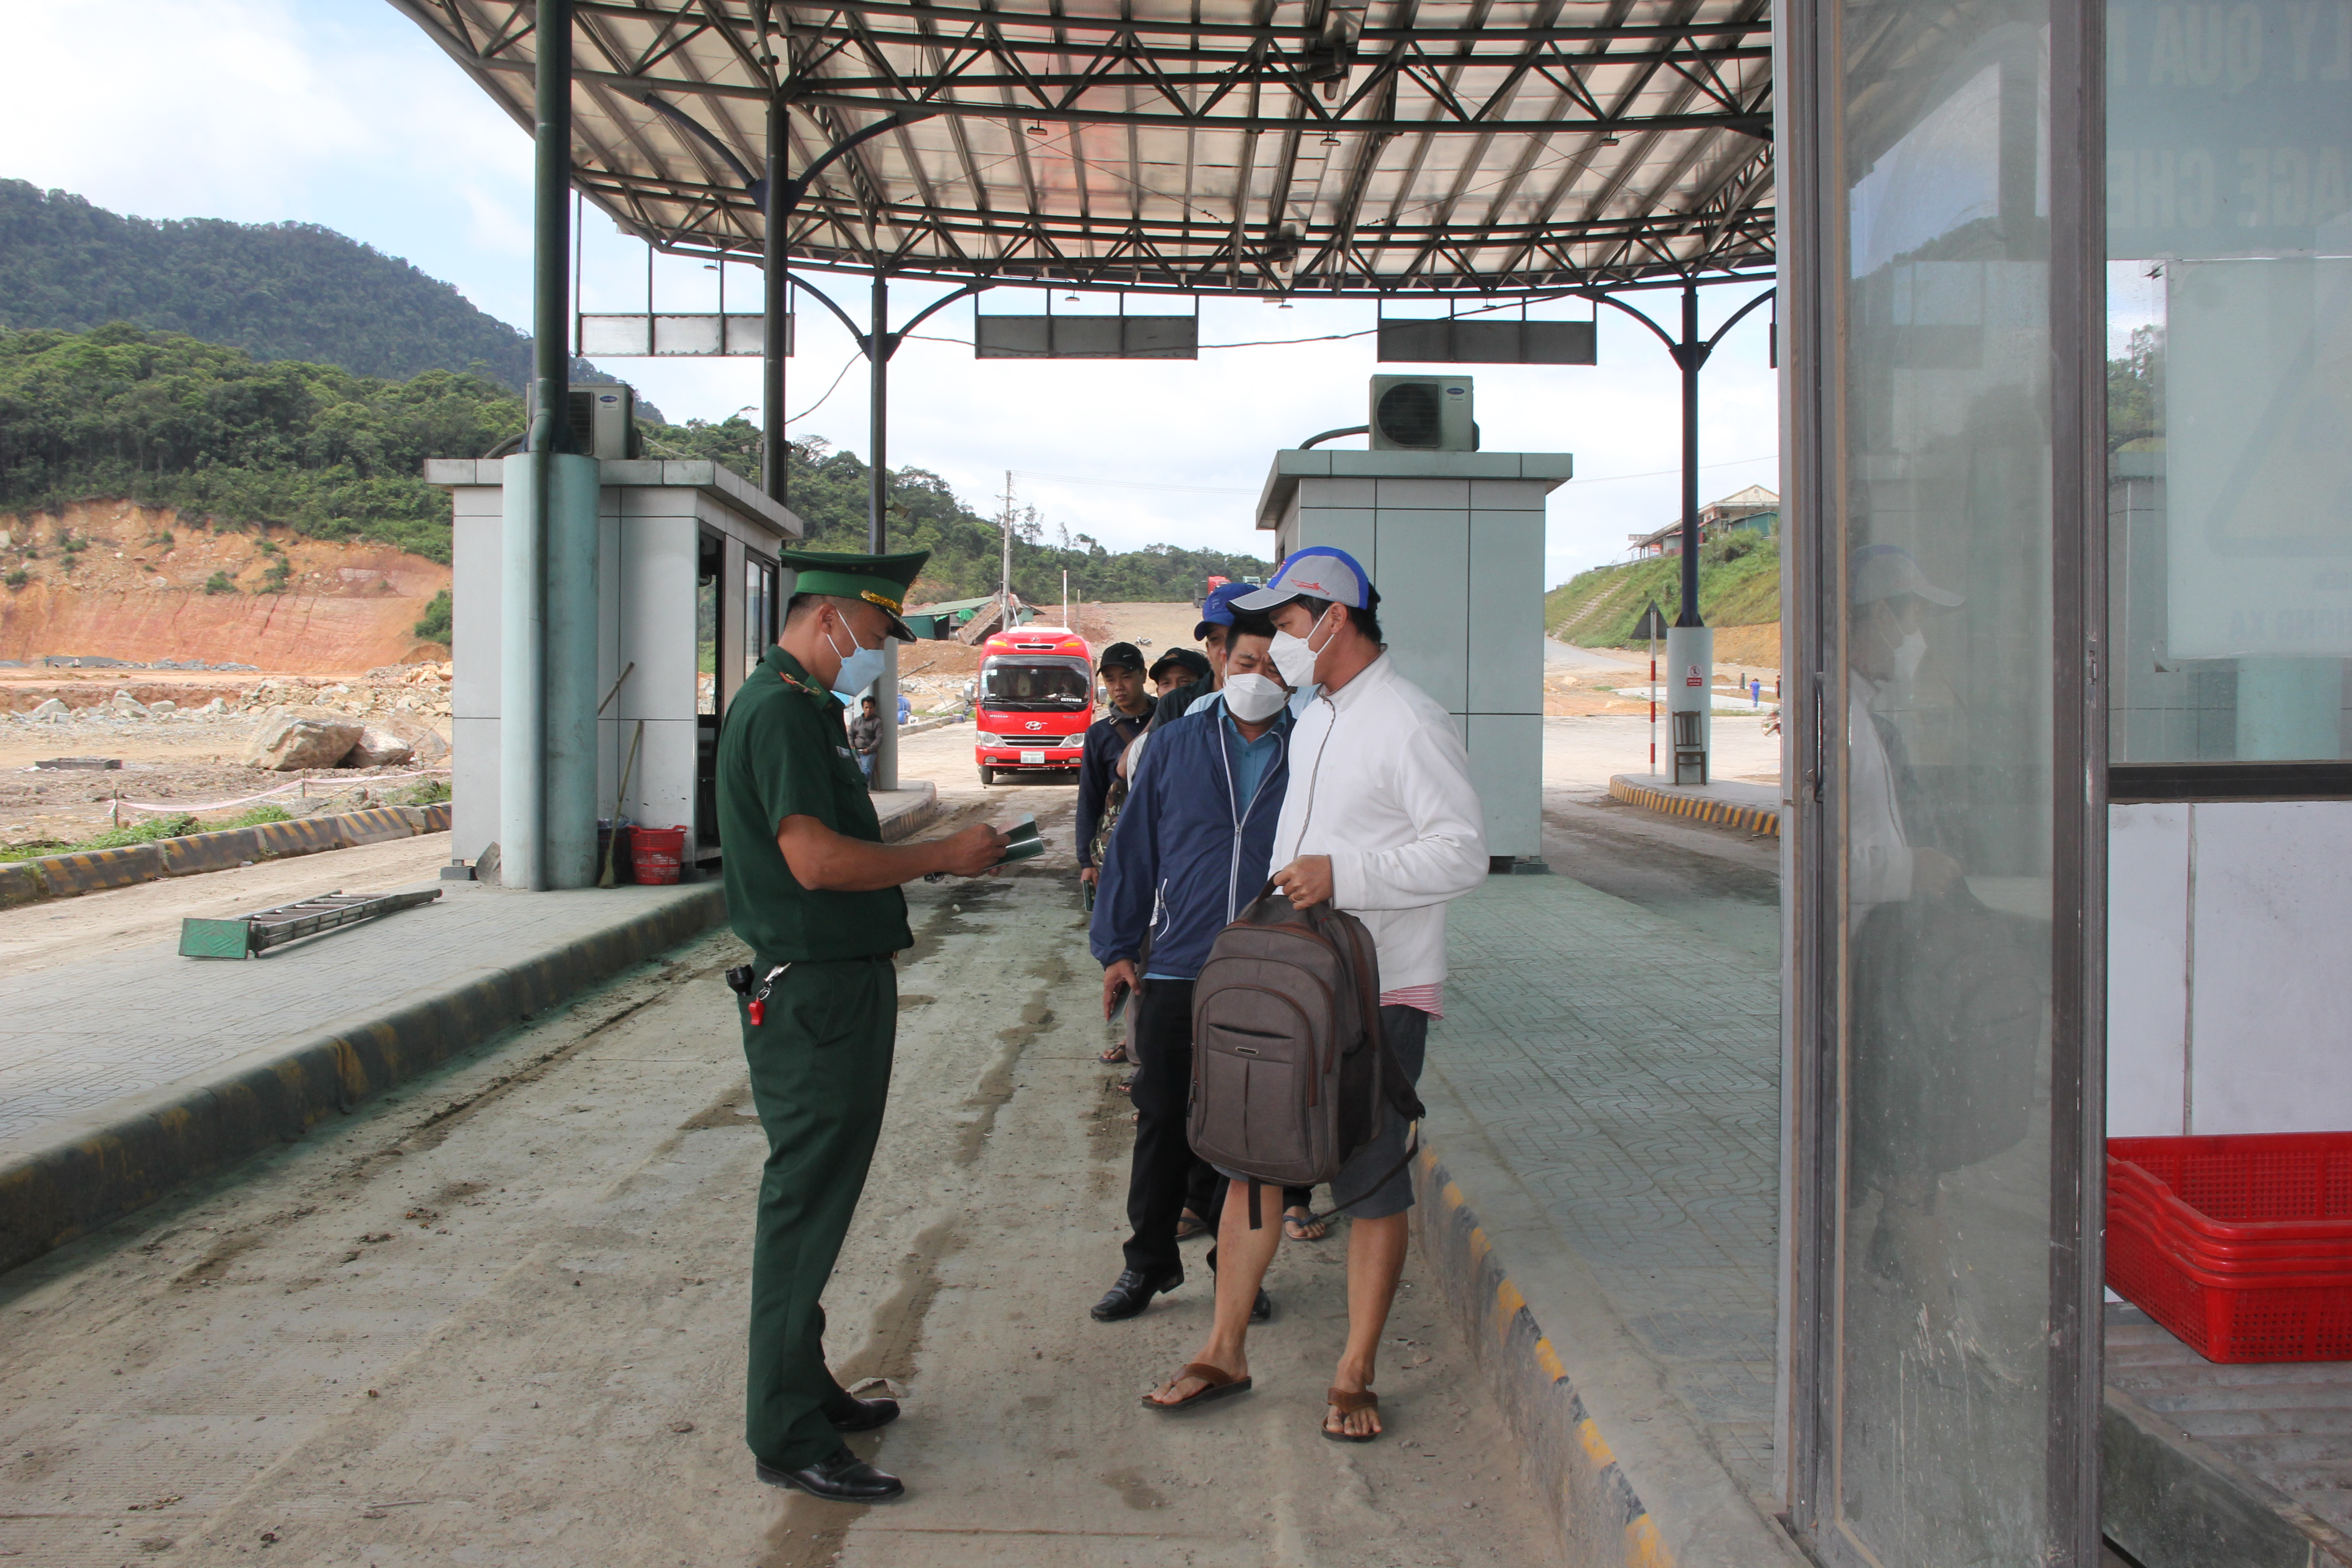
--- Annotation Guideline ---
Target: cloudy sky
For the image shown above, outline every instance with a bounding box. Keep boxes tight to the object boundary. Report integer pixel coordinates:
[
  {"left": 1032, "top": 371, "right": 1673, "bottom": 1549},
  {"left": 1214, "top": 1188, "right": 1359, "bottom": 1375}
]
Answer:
[{"left": 6, "top": 0, "right": 1780, "bottom": 585}]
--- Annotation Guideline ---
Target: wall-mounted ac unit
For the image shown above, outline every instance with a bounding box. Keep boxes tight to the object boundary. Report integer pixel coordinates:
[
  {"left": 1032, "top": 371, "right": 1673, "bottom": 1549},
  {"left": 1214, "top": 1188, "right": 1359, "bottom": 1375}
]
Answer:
[
  {"left": 526, "top": 382, "right": 642, "bottom": 458},
  {"left": 1369, "top": 374, "right": 1477, "bottom": 451}
]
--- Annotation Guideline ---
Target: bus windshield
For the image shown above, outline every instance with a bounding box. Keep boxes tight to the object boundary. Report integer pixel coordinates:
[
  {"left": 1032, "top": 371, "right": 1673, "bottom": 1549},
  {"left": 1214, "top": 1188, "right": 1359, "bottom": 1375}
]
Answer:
[{"left": 980, "top": 659, "right": 1091, "bottom": 711}]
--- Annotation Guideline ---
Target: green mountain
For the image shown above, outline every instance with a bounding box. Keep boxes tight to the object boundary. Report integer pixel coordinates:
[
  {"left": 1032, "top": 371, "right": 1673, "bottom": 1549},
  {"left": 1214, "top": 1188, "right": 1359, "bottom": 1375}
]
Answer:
[
  {"left": 0, "top": 322, "right": 1270, "bottom": 598},
  {"left": 1545, "top": 533, "right": 1780, "bottom": 645},
  {"left": 0, "top": 180, "right": 594, "bottom": 391}
]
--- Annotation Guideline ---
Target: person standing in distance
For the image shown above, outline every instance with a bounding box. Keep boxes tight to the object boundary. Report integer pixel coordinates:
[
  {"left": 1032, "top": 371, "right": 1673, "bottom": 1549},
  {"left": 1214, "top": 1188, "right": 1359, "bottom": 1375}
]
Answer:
[
  {"left": 718, "top": 548, "right": 1006, "bottom": 1502},
  {"left": 1141, "top": 546, "right": 1486, "bottom": 1441},
  {"left": 1076, "top": 641, "right": 1154, "bottom": 900}
]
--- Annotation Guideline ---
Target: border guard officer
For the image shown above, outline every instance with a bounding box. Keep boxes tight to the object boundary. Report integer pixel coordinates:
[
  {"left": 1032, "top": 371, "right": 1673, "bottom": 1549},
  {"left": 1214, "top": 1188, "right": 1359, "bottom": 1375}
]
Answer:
[{"left": 717, "top": 548, "right": 1006, "bottom": 1502}]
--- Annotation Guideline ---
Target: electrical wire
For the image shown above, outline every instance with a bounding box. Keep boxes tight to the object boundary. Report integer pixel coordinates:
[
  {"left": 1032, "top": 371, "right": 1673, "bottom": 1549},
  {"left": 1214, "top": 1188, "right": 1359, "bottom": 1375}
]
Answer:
[{"left": 787, "top": 352, "right": 862, "bottom": 423}]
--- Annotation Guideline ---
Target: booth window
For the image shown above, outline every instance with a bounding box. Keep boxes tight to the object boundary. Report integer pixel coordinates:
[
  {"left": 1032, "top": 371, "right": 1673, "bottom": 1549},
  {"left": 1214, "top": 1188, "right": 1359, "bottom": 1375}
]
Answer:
[
  {"left": 746, "top": 558, "right": 776, "bottom": 680},
  {"left": 2108, "top": 5, "right": 2352, "bottom": 784},
  {"left": 696, "top": 544, "right": 719, "bottom": 717}
]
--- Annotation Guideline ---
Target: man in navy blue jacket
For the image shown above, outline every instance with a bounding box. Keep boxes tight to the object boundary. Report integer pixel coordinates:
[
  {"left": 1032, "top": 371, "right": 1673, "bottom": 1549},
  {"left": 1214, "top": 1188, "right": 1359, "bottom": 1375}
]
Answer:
[
  {"left": 1075, "top": 642, "right": 1154, "bottom": 896},
  {"left": 1087, "top": 612, "right": 1296, "bottom": 1322}
]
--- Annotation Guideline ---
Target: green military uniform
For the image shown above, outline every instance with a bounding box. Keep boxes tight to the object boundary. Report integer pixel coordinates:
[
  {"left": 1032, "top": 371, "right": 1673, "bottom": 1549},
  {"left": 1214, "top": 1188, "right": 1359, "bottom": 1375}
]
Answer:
[{"left": 716, "top": 549, "right": 927, "bottom": 1470}]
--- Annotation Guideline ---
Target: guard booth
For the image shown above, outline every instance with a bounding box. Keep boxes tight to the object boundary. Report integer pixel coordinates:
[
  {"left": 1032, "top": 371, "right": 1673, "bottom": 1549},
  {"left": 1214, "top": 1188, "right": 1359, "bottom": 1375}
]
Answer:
[
  {"left": 426, "top": 452, "right": 804, "bottom": 874},
  {"left": 1257, "top": 376, "right": 1573, "bottom": 865}
]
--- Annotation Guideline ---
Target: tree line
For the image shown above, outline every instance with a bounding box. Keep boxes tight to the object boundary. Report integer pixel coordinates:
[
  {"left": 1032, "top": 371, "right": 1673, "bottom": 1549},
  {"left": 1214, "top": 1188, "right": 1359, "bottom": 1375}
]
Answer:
[{"left": 0, "top": 323, "right": 1269, "bottom": 598}]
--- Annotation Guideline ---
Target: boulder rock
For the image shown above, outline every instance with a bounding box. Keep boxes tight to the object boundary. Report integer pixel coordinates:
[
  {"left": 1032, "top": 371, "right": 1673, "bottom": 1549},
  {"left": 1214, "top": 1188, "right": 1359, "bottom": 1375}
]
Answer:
[
  {"left": 341, "top": 726, "right": 415, "bottom": 768},
  {"left": 409, "top": 727, "right": 450, "bottom": 764},
  {"left": 247, "top": 714, "right": 364, "bottom": 771},
  {"left": 111, "top": 690, "right": 148, "bottom": 716},
  {"left": 149, "top": 700, "right": 176, "bottom": 715},
  {"left": 30, "top": 698, "right": 67, "bottom": 718}
]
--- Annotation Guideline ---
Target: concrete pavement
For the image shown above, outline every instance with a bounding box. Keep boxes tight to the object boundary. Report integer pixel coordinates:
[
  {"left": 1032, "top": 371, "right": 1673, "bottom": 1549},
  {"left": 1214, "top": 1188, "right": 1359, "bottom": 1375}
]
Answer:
[{"left": 0, "top": 879, "right": 1557, "bottom": 1568}]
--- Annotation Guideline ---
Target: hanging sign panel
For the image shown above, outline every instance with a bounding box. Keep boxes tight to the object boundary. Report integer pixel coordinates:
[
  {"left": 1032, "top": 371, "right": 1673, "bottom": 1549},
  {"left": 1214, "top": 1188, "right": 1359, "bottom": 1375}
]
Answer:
[
  {"left": 973, "top": 315, "right": 1199, "bottom": 358},
  {"left": 1377, "top": 318, "right": 1597, "bottom": 364},
  {"left": 577, "top": 314, "right": 791, "bottom": 358}
]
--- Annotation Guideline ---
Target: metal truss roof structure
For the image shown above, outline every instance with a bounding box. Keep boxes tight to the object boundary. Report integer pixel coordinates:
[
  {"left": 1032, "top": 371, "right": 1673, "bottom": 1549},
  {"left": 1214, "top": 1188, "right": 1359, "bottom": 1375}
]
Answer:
[{"left": 392, "top": 0, "right": 1773, "bottom": 297}]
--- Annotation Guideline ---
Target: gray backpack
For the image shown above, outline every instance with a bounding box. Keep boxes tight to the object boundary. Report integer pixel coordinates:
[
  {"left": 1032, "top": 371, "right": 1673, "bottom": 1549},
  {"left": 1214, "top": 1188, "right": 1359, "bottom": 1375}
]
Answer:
[{"left": 1187, "top": 888, "right": 1425, "bottom": 1216}]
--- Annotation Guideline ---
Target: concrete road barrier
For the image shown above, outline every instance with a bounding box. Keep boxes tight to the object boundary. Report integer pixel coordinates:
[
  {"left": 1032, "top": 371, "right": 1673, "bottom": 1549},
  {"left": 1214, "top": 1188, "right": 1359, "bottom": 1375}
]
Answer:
[{"left": 2, "top": 803, "right": 456, "bottom": 909}]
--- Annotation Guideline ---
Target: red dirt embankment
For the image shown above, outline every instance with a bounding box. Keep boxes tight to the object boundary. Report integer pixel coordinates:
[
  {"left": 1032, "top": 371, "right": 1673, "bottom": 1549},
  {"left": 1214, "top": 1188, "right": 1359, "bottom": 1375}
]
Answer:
[{"left": 0, "top": 502, "right": 451, "bottom": 672}]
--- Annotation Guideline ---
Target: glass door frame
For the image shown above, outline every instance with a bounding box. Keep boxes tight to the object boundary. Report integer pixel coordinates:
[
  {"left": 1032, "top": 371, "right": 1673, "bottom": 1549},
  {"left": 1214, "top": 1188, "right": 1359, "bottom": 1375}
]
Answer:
[{"left": 1775, "top": 0, "right": 2110, "bottom": 1558}]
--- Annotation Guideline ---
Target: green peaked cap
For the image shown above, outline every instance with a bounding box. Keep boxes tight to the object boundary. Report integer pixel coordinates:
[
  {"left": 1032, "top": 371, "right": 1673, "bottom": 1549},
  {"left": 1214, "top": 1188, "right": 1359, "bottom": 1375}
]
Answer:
[{"left": 782, "top": 548, "right": 931, "bottom": 640}]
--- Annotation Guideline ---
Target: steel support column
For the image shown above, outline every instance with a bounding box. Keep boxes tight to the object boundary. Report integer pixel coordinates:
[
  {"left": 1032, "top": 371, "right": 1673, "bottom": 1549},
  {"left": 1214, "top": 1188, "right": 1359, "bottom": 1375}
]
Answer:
[
  {"left": 502, "top": 0, "right": 574, "bottom": 891},
  {"left": 761, "top": 96, "right": 789, "bottom": 506},
  {"left": 868, "top": 272, "right": 901, "bottom": 793}
]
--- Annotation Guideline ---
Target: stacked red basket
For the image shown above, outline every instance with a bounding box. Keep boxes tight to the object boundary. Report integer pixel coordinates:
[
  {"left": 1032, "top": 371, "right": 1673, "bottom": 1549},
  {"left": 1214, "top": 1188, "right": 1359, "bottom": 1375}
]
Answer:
[{"left": 2107, "top": 1132, "right": 2352, "bottom": 1363}]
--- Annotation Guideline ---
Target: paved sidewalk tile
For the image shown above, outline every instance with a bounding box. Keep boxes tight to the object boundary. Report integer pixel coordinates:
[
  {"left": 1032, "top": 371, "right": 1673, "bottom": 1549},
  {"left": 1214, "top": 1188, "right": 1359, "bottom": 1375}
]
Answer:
[
  {"left": 0, "top": 880, "right": 714, "bottom": 1160},
  {"left": 1432, "top": 874, "right": 1780, "bottom": 1490}
]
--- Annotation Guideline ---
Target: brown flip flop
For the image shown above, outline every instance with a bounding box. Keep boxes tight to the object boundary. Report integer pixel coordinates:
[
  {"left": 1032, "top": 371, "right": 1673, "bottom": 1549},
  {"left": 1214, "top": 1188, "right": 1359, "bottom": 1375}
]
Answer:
[
  {"left": 1143, "top": 1362, "right": 1253, "bottom": 1413},
  {"left": 1322, "top": 1387, "right": 1382, "bottom": 1442}
]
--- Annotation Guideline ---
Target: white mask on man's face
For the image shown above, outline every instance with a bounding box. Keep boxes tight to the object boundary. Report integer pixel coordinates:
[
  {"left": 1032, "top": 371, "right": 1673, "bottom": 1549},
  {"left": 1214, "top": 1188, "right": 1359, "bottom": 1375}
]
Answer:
[
  {"left": 1268, "top": 603, "right": 1335, "bottom": 690},
  {"left": 1222, "top": 672, "right": 1289, "bottom": 722},
  {"left": 1892, "top": 629, "right": 1927, "bottom": 683}
]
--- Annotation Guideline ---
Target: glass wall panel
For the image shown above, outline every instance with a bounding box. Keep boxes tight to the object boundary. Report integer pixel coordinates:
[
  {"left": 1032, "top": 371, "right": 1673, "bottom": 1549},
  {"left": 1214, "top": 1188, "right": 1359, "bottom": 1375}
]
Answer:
[
  {"left": 2107, "top": 0, "right": 2352, "bottom": 762},
  {"left": 1823, "top": 5, "right": 2060, "bottom": 1561}
]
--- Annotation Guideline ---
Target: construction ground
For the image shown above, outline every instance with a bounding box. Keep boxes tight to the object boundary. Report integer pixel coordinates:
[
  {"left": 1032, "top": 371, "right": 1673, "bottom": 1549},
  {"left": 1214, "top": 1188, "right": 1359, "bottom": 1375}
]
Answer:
[{"left": 0, "top": 652, "right": 1791, "bottom": 1568}]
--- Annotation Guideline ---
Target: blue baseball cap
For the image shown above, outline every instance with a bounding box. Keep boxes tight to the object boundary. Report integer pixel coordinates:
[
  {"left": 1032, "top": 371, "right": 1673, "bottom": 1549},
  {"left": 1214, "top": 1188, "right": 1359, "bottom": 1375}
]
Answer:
[
  {"left": 1233, "top": 545, "right": 1373, "bottom": 611},
  {"left": 1193, "top": 580, "right": 1256, "bottom": 640}
]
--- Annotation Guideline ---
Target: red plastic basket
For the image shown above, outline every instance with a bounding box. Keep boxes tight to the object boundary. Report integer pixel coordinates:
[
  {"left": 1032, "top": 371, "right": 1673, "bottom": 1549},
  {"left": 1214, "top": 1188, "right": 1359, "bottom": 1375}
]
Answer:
[
  {"left": 629, "top": 825, "right": 688, "bottom": 886},
  {"left": 2107, "top": 1133, "right": 2352, "bottom": 1363}
]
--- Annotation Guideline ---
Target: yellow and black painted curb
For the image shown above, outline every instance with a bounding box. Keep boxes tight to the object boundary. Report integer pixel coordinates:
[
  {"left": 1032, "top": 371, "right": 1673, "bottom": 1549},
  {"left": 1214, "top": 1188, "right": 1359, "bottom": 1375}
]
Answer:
[
  {"left": 0, "top": 884, "right": 727, "bottom": 1277},
  {"left": 0, "top": 802, "right": 457, "bottom": 912},
  {"left": 1414, "top": 1147, "right": 1673, "bottom": 1568},
  {"left": 1607, "top": 776, "right": 1780, "bottom": 838}
]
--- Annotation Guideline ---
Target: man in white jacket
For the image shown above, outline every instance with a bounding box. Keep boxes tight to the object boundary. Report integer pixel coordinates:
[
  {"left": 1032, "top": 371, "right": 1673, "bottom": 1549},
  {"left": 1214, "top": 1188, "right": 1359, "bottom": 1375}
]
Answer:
[{"left": 1139, "top": 545, "right": 1487, "bottom": 1441}]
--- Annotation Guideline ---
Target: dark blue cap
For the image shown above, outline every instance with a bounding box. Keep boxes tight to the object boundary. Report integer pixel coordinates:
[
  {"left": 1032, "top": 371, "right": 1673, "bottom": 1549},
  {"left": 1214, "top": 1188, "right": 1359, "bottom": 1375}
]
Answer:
[{"left": 1193, "top": 580, "right": 1256, "bottom": 640}]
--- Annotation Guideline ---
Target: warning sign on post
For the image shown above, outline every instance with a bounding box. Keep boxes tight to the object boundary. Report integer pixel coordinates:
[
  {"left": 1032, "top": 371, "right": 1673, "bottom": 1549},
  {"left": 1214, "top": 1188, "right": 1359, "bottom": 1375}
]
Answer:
[{"left": 1684, "top": 665, "right": 1704, "bottom": 687}]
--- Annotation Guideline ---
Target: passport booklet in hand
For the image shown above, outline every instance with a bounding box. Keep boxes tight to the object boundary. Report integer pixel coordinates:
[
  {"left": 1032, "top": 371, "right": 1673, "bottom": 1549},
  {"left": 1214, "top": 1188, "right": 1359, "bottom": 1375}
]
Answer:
[{"left": 996, "top": 813, "right": 1047, "bottom": 866}]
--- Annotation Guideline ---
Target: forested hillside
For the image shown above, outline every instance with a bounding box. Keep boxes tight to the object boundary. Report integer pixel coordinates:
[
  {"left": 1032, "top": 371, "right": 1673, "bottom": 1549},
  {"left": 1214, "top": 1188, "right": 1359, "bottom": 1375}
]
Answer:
[
  {"left": 649, "top": 415, "right": 1271, "bottom": 601},
  {"left": 0, "top": 323, "right": 1269, "bottom": 598},
  {"left": 0, "top": 181, "right": 608, "bottom": 391},
  {"left": 1544, "top": 533, "right": 1780, "bottom": 645}
]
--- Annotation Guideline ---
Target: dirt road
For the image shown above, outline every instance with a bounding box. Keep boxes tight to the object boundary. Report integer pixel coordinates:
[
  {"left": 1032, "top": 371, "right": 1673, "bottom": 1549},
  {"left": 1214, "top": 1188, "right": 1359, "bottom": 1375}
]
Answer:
[{"left": 0, "top": 877, "right": 1555, "bottom": 1568}]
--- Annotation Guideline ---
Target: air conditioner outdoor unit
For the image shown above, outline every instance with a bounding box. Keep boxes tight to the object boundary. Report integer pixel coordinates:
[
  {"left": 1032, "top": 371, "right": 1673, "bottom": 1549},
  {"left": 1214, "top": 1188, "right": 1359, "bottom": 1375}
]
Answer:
[
  {"left": 1368, "top": 374, "right": 1477, "bottom": 451},
  {"left": 525, "top": 382, "right": 642, "bottom": 458}
]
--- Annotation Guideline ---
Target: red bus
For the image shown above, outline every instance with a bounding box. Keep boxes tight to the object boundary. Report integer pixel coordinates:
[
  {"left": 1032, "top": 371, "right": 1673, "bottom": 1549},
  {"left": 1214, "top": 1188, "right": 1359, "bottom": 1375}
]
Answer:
[{"left": 974, "top": 625, "right": 1094, "bottom": 786}]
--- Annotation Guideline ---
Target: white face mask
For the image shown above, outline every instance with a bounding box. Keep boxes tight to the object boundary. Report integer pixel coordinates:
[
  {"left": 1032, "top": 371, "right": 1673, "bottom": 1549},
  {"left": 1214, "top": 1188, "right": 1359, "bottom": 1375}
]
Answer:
[
  {"left": 1222, "top": 672, "right": 1289, "bottom": 722},
  {"left": 1892, "top": 629, "right": 1927, "bottom": 683},
  {"left": 1268, "top": 603, "right": 1337, "bottom": 690}
]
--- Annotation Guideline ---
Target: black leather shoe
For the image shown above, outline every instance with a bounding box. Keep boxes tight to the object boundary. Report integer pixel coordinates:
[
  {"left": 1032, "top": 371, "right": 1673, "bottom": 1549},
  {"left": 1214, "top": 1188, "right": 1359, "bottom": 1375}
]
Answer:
[
  {"left": 826, "top": 1393, "right": 900, "bottom": 1433},
  {"left": 1251, "top": 1287, "right": 1274, "bottom": 1323},
  {"left": 1091, "top": 1266, "right": 1182, "bottom": 1321},
  {"left": 754, "top": 1448, "right": 906, "bottom": 1501}
]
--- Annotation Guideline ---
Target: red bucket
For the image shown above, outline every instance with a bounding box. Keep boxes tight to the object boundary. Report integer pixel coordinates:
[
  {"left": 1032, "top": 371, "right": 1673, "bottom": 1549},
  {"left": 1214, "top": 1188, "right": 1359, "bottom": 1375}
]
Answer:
[{"left": 629, "top": 825, "right": 689, "bottom": 885}]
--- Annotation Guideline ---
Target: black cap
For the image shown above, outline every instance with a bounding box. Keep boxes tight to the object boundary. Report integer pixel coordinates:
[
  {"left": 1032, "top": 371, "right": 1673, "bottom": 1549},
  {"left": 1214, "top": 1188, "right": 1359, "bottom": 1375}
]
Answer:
[
  {"left": 1097, "top": 641, "right": 1145, "bottom": 674},
  {"left": 1149, "top": 647, "right": 1213, "bottom": 684}
]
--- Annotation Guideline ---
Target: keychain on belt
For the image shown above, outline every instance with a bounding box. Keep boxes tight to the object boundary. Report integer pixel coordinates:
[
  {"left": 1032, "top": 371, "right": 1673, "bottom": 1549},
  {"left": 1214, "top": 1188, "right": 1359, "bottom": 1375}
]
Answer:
[{"left": 725, "top": 962, "right": 791, "bottom": 1025}]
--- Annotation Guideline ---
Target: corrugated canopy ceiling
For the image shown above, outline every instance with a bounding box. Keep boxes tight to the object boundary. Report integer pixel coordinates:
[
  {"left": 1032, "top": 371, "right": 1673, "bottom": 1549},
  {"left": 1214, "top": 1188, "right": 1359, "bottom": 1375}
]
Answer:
[{"left": 391, "top": 0, "right": 1774, "bottom": 296}]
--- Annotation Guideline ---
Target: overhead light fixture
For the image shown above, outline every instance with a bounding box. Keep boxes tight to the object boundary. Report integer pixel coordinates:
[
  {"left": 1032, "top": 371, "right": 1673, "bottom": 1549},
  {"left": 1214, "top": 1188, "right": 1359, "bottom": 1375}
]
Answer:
[
  {"left": 1320, "top": 132, "right": 1341, "bottom": 147},
  {"left": 1028, "top": 122, "right": 1049, "bottom": 137},
  {"left": 1599, "top": 134, "right": 1621, "bottom": 147},
  {"left": 1064, "top": 291, "right": 1081, "bottom": 303}
]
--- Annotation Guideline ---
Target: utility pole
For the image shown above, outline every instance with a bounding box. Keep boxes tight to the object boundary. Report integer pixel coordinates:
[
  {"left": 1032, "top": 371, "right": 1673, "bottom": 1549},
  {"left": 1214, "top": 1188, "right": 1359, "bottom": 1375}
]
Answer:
[{"left": 1000, "top": 472, "right": 1014, "bottom": 612}]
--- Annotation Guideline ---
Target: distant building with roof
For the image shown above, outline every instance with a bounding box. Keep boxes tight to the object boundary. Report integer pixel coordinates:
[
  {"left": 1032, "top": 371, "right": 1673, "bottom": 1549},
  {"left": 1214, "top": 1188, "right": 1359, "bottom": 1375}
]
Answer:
[{"left": 1627, "top": 484, "right": 1779, "bottom": 558}]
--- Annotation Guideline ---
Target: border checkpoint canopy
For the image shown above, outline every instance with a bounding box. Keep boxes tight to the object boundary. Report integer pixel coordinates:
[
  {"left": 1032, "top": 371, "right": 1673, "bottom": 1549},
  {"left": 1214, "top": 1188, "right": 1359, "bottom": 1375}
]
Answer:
[{"left": 389, "top": 0, "right": 1772, "bottom": 298}]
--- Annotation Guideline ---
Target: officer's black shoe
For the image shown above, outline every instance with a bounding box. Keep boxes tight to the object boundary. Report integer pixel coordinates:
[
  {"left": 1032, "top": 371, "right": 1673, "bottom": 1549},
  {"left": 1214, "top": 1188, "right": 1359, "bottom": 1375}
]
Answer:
[
  {"left": 1251, "top": 1287, "right": 1274, "bottom": 1323},
  {"left": 1090, "top": 1266, "right": 1182, "bottom": 1321},
  {"left": 755, "top": 1448, "right": 906, "bottom": 1502},
  {"left": 826, "top": 1393, "right": 900, "bottom": 1433}
]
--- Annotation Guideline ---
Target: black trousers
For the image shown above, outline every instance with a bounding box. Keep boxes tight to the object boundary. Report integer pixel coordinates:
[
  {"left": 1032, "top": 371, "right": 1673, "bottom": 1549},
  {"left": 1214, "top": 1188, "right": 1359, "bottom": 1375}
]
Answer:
[{"left": 1123, "top": 978, "right": 1221, "bottom": 1278}]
